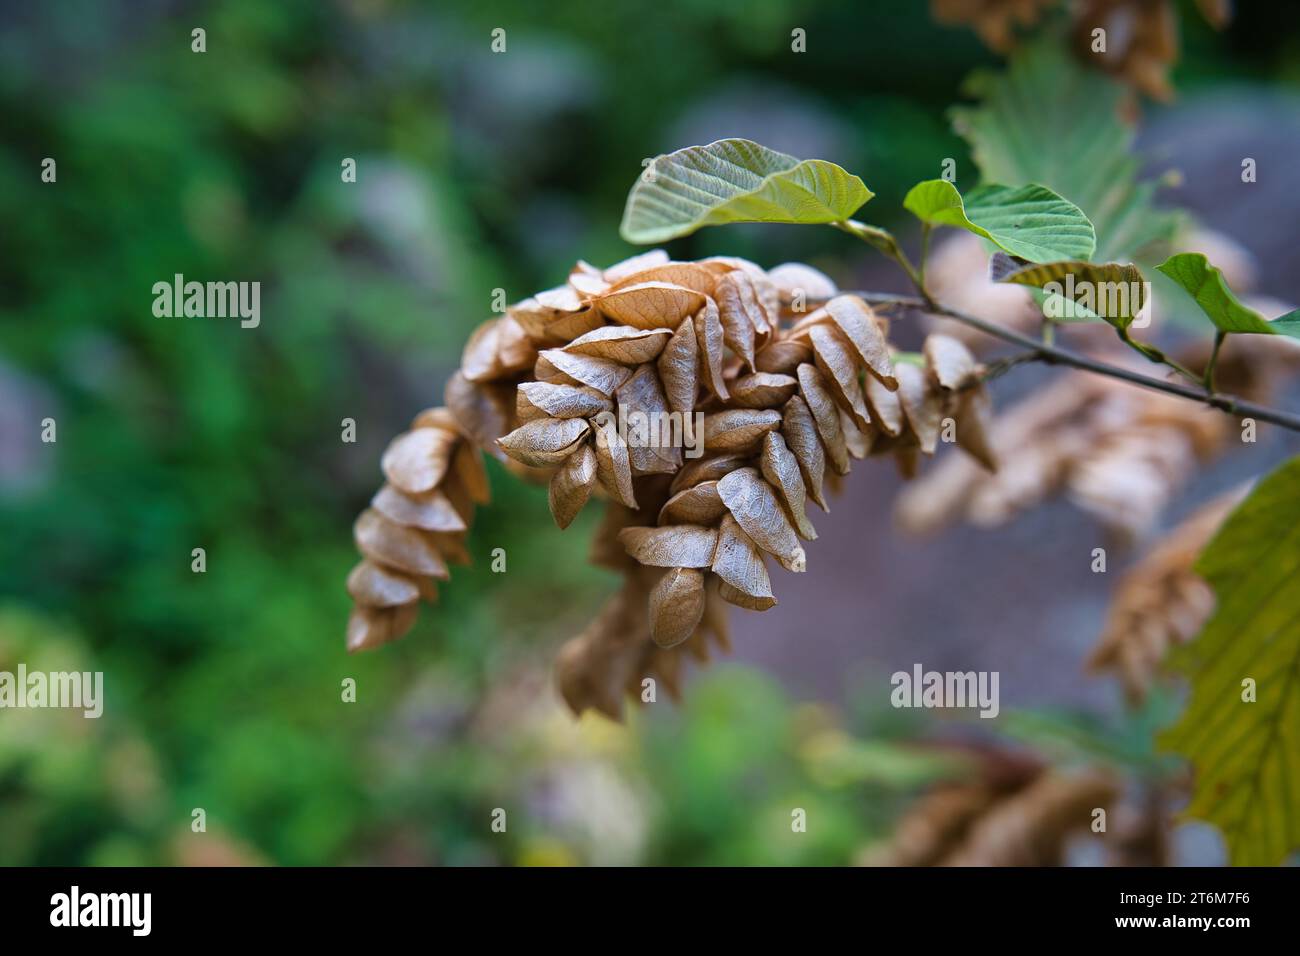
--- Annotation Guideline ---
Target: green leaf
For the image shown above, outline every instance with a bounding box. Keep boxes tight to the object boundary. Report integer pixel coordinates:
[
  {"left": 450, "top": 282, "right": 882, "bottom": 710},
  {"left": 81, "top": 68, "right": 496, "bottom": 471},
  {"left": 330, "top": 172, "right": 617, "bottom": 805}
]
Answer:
[
  {"left": 620, "top": 139, "right": 873, "bottom": 244},
  {"left": 1156, "top": 252, "right": 1300, "bottom": 340},
  {"left": 952, "top": 39, "right": 1181, "bottom": 262},
  {"left": 905, "top": 179, "right": 1095, "bottom": 262},
  {"left": 991, "top": 253, "right": 1147, "bottom": 328},
  {"left": 1159, "top": 456, "right": 1300, "bottom": 866}
]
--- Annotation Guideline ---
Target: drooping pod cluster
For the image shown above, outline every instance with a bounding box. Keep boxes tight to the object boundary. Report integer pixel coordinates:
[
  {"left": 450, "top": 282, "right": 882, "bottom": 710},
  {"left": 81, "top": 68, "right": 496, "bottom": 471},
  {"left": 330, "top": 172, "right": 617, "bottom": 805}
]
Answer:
[{"left": 346, "top": 251, "right": 996, "bottom": 717}]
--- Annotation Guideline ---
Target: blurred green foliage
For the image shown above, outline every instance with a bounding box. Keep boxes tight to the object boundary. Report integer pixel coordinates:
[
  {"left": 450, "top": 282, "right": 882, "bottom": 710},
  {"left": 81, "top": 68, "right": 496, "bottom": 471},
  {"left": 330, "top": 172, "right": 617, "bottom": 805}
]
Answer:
[{"left": 0, "top": 0, "right": 1293, "bottom": 865}]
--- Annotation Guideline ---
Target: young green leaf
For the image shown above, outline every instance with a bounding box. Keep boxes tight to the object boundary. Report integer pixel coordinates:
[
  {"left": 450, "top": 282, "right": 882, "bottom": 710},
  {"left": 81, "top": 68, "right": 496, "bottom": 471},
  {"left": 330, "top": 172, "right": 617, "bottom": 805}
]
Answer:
[
  {"left": 1159, "top": 456, "right": 1300, "bottom": 865},
  {"left": 621, "top": 139, "right": 873, "bottom": 244},
  {"left": 991, "top": 253, "right": 1147, "bottom": 328},
  {"left": 905, "top": 179, "right": 1096, "bottom": 263},
  {"left": 1156, "top": 252, "right": 1300, "bottom": 339}
]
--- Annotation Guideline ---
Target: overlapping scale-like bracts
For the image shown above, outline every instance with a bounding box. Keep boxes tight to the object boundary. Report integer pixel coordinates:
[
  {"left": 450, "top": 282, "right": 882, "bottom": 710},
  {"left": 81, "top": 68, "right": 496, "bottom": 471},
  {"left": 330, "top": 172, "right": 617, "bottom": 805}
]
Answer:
[{"left": 347, "top": 251, "right": 996, "bottom": 717}]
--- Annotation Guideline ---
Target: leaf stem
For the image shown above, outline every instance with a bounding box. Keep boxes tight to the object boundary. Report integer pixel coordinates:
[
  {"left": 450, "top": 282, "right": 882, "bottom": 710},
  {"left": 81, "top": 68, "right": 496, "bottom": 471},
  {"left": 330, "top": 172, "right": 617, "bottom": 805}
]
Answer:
[
  {"left": 1205, "top": 330, "right": 1228, "bottom": 394},
  {"left": 835, "top": 292, "right": 1300, "bottom": 434},
  {"left": 833, "top": 219, "right": 933, "bottom": 306}
]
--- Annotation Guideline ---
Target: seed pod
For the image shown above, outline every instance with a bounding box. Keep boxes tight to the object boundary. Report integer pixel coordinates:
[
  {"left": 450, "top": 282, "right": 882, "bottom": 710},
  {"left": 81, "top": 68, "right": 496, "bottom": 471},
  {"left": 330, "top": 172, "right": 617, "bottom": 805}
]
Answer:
[
  {"left": 354, "top": 508, "right": 450, "bottom": 579},
  {"left": 729, "top": 372, "right": 799, "bottom": 408},
  {"left": 618, "top": 525, "right": 719, "bottom": 568},
  {"left": 517, "top": 381, "right": 612, "bottom": 421},
  {"left": 563, "top": 325, "right": 673, "bottom": 364},
  {"left": 925, "top": 334, "right": 980, "bottom": 390},
  {"left": 864, "top": 373, "right": 905, "bottom": 437},
  {"left": 755, "top": 338, "right": 813, "bottom": 374},
  {"left": 538, "top": 348, "right": 633, "bottom": 395},
  {"left": 658, "top": 316, "right": 699, "bottom": 414},
  {"left": 658, "top": 480, "right": 726, "bottom": 525},
  {"left": 895, "top": 362, "right": 944, "bottom": 454},
  {"left": 381, "top": 427, "right": 457, "bottom": 495},
  {"left": 781, "top": 395, "right": 827, "bottom": 510},
  {"left": 711, "top": 514, "right": 776, "bottom": 610},
  {"left": 371, "top": 484, "right": 467, "bottom": 532},
  {"left": 703, "top": 408, "right": 782, "bottom": 454},
  {"left": 796, "top": 363, "right": 850, "bottom": 475},
  {"left": 346, "top": 559, "right": 421, "bottom": 608},
  {"left": 760, "top": 432, "right": 817, "bottom": 539},
  {"left": 616, "top": 365, "right": 681, "bottom": 475},
  {"left": 593, "top": 419, "right": 638, "bottom": 508},
  {"left": 768, "top": 262, "right": 838, "bottom": 308},
  {"left": 597, "top": 282, "right": 707, "bottom": 329},
  {"left": 716, "top": 467, "right": 806, "bottom": 572},
  {"left": 810, "top": 325, "right": 872, "bottom": 430},
  {"left": 649, "top": 567, "right": 706, "bottom": 648},
  {"left": 547, "top": 444, "right": 597, "bottom": 529},
  {"left": 714, "top": 271, "right": 762, "bottom": 369},
  {"left": 694, "top": 299, "right": 730, "bottom": 400},
  {"left": 670, "top": 452, "right": 750, "bottom": 494},
  {"left": 497, "top": 417, "right": 590, "bottom": 468},
  {"left": 824, "top": 295, "right": 897, "bottom": 389}
]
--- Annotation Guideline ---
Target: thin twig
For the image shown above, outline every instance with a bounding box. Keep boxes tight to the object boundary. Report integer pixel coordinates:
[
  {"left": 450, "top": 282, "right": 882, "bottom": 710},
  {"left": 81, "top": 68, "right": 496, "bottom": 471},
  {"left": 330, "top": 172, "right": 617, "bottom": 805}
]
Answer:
[{"left": 842, "top": 292, "right": 1300, "bottom": 434}]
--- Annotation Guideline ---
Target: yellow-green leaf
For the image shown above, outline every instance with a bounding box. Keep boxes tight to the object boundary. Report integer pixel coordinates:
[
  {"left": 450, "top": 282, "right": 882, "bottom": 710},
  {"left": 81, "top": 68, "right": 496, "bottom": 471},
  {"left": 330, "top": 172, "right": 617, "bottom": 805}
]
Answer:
[
  {"left": 621, "top": 139, "right": 872, "bottom": 244},
  {"left": 1159, "top": 456, "right": 1300, "bottom": 865},
  {"left": 1156, "top": 253, "right": 1300, "bottom": 339},
  {"left": 991, "top": 253, "right": 1147, "bottom": 329}
]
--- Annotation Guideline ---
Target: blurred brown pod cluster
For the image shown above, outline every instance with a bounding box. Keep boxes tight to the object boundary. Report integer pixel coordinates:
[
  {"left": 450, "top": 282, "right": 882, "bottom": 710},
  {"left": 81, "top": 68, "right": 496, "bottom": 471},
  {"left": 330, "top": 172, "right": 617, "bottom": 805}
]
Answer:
[{"left": 346, "top": 252, "right": 997, "bottom": 718}]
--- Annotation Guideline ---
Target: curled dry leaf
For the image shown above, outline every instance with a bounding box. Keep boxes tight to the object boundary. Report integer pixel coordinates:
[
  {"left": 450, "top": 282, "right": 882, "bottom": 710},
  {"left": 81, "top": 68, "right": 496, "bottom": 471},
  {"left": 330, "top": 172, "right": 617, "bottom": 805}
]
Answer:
[
  {"left": 760, "top": 431, "right": 817, "bottom": 539},
  {"left": 755, "top": 338, "right": 813, "bottom": 374},
  {"left": 618, "top": 524, "right": 719, "bottom": 568},
  {"left": 602, "top": 248, "right": 670, "bottom": 283},
  {"left": 658, "top": 480, "right": 726, "bottom": 525},
  {"left": 539, "top": 348, "right": 633, "bottom": 395},
  {"left": 372, "top": 484, "right": 466, "bottom": 532},
  {"left": 516, "top": 381, "right": 611, "bottom": 421},
  {"left": 864, "top": 373, "right": 905, "bottom": 437},
  {"left": 810, "top": 324, "right": 872, "bottom": 430},
  {"left": 703, "top": 408, "right": 783, "bottom": 454},
  {"left": 694, "top": 299, "right": 730, "bottom": 400},
  {"left": 670, "top": 452, "right": 750, "bottom": 494},
  {"left": 354, "top": 508, "right": 450, "bottom": 580},
  {"left": 451, "top": 441, "right": 491, "bottom": 505},
  {"left": 347, "top": 603, "right": 419, "bottom": 653},
  {"left": 616, "top": 365, "right": 681, "bottom": 475},
  {"left": 894, "top": 362, "right": 944, "bottom": 454},
  {"left": 444, "top": 372, "right": 514, "bottom": 459},
  {"left": 711, "top": 514, "right": 776, "bottom": 610},
  {"left": 781, "top": 395, "right": 827, "bottom": 510},
  {"left": 649, "top": 567, "right": 707, "bottom": 648},
  {"left": 797, "top": 363, "right": 850, "bottom": 475},
  {"left": 768, "top": 261, "right": 838, "bottom": 306},
  {"left": 346, "top": 559, "right": 421, "bottom": 608},
  {"left": 497, "top": 417, "right": 590, "bottom": 468},
  {"left": 607, "top": 261, "right": 717, "bottom": 295},
  {"left": 716, "top": 467, "right": 806, "bottom": 572},
  {"left": 729, "top": 372, "right": 799, "bottom": 408},
  {"left": 593, "top": 419, "right": 638, "bottom": 508},
  {"left": 597, "top": 282, "right": 707, "bottom": 329},
  {"left": 381, "top": 427, "right": 457, "bottom": 495},
  {"left": 925, "top": 334, "right": 980, "bottom": 390},
  {"left": 563, "top": 325, "right": 673, "bottom": 364},
  {"left": 824, "top": 295, "right": 897, "bottom": 388},
  {"left": 658, "top": 316, "right": 699, "bottom": 413}
]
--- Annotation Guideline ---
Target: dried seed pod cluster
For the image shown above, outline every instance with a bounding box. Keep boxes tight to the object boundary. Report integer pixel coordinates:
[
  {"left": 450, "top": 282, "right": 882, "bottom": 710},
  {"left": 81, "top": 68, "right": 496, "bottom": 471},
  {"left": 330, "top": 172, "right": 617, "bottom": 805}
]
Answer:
[
  {"left": 345, "top": 408, "right": 489, "bottom": 652},
  {"left": 347, "top": 251, "right": 995, "bottom": 717}
]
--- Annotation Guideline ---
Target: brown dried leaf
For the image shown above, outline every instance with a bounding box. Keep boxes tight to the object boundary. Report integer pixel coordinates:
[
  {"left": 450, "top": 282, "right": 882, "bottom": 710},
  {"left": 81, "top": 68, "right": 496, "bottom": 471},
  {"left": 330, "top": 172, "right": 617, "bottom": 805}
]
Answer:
[
  {"left": 593, "top": 419, "right": 638, "bottom": 508},
  {"left": 354, "top": 508, "right": 450, "bottom": 579},
  {"left": 346, "top": 559, "right": 422, "bottom": 608},
  {"left": 452, "top": 440, "right": 491, "bottom": 505},
  {"left": 670, "top": 452, "right": 749, "bottom": 494},
  {"left": 796, "top": 363, "right": 850, "bottom": 475},
  {"left": 371, "top": 483, "right": 467, "bottom": 532},
  {"left": 616, "top": 365, "right": 682, "bottom": 475},
  {"left": 658, "top": 480, "right": 726, "bottom": 525},
  {"left": 782, "top": 395, "right": 827, "bottom": 510},
  {"left": 538, "top": 348, "right": 633, "bottom": 395},
  {"left": 895, "top": 362, "right": 943, "bottom": 454},
  {"left": 618, "top": 525, "right": 719, "bottom": 568},
  {"left": 769, "top": 262, "right": 838, "bottom": 309},
  {"left": 810, "top": 325, "right": 872, "bottom": 430},
  {"left": 658, "top": 316, "right": 699, "bottom": 414},
  {"left": 495, "top": 314, "right": 536, "bottom": 373},
  {"left": 840, "top": 406, "right": 875, "bottom": 459},
  {"left": 410, "top": 407, "right": 462, "bottom": 433},
  {"left": 649, "top": 567, "right": 707, "bottom": 648},
  {"left": 445, "top": 372, "right": 514, "bottom": 459},
  {"left": 824, "top": 295, "right": 896, "bottom": 388},
  {"left": 755, "top": 338, "right": 813, "bottom": 374},
  {"left": 428, "top": 531, "right": 471, "bottom": 566},
  {"left": 729, "top": 372, "right": 799, "bottom": 408},
  {"left": 517, "top": 381, "right": 611, "bottom": 420},
  {"left": 346, "top": 603, "right": 419, "bottom": 653},
  {"left": 711, "top": 514, "right": 777, "bottom": 610},
  {"left": 925, "top": 334, "right": 980, "bottom": 391},
  {"left": 497, "top": 417, "right": 590, "bottom": 468},
  {"left": 703, "top": 408, "right": 782, "bottom": 455},
  {"left": 716, "top": 467, "right": 806, "bottom": 572},
  {"left": 760, "top": 431, "right": 817, "bottom": 539},
  {"left": 864, "top": 373, "right": 905, "bottom": 437},
  {"left": 694, "top": 299, "right": 730, "bottom": 400},
  {"left": 603, "top": 249, "right": 670, "bottom": 283},
  {"left": 597, "top": 282, "right": 707, "bottom": 330},
  {"left": 460, "top": 318, "right": 505, "bottom": 382},
  {"left": 607, "top": 261, "right": 717, "bottom": 295},
  {"left": 381, "top": 427, "right": 457, "bottom": 495},
  {"left": 548, "top": 443, "right": 598, "bottom": 529},
  {"left": 563, "top": 325, "right": 673, "bottom": 364}
]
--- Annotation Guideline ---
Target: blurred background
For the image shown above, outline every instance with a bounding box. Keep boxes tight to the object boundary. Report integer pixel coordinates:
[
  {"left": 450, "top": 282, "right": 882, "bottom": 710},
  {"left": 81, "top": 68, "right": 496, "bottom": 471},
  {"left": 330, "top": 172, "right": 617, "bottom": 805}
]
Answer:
[{"left": 2, "top": 0, "right": 1299, "bottom": 866}]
